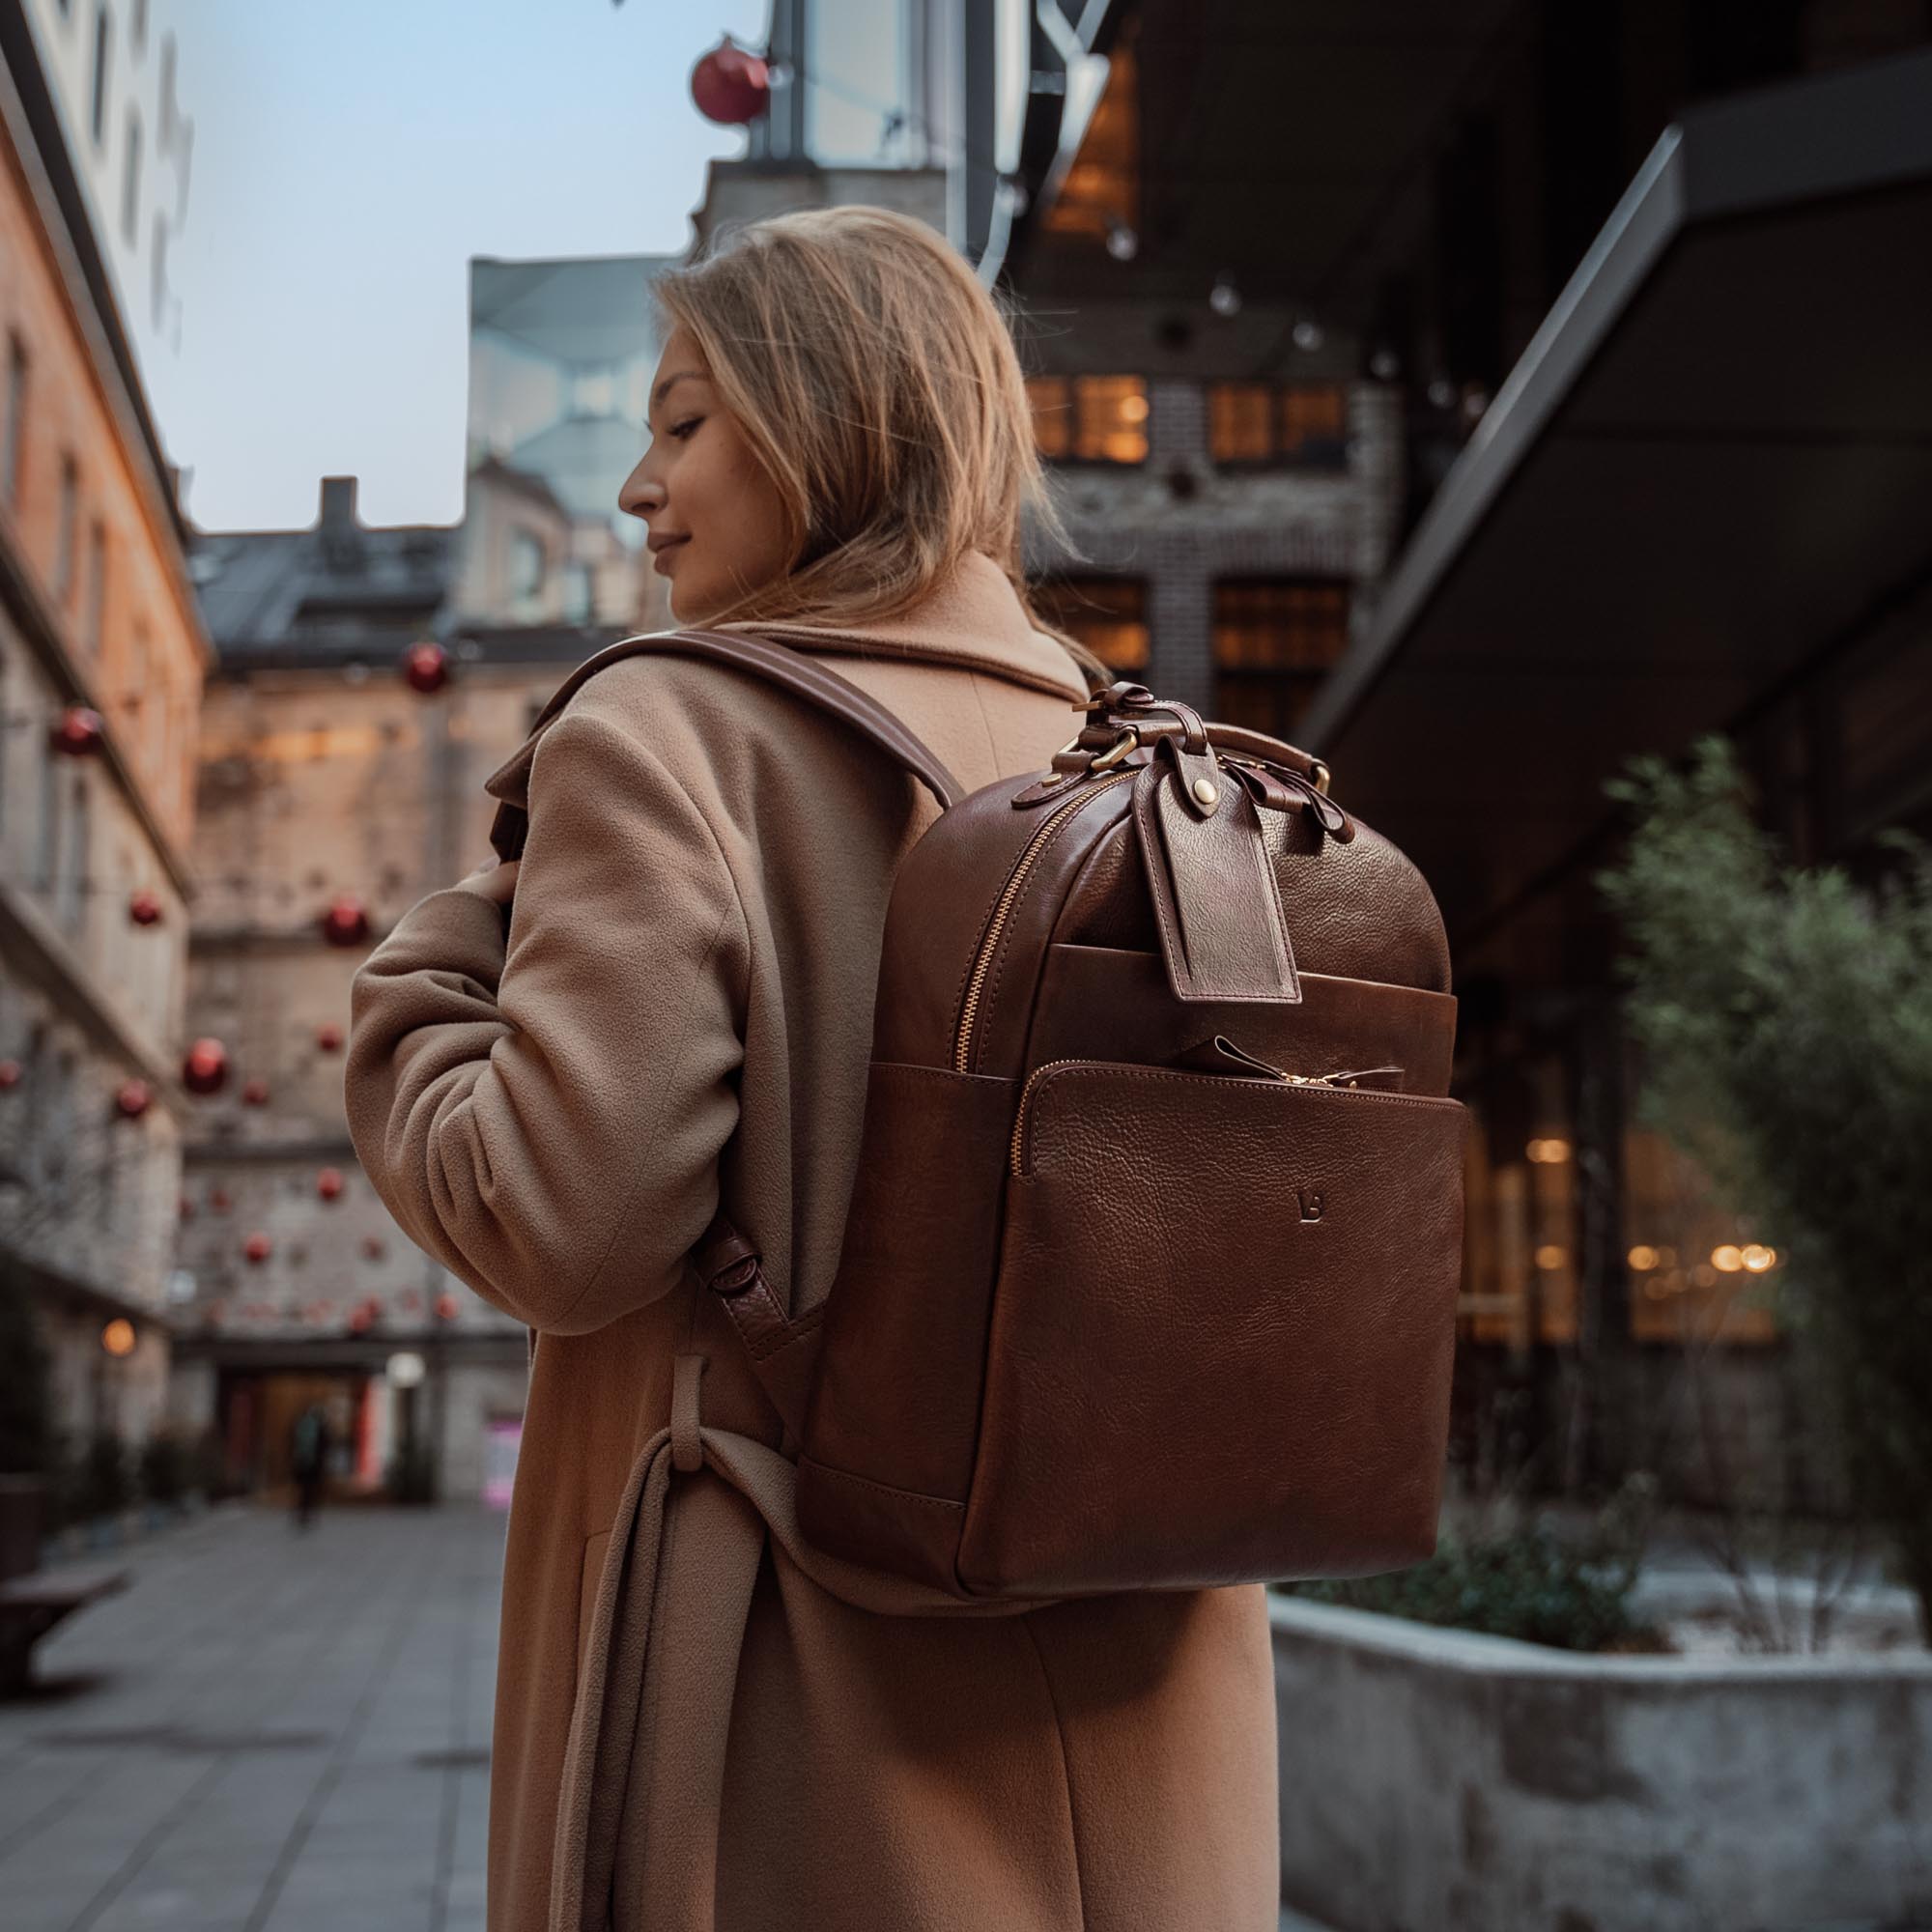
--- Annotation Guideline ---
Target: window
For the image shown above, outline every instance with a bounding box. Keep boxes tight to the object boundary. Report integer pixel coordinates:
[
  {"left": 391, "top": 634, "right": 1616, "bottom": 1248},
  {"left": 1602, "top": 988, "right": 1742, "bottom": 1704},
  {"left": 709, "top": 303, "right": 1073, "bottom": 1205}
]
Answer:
[
  {"left": 2, "top": 334, "right": 24, "bottom": 504},
  {"left": 1457, "top": 1056, "right": 1580, "bottom": 1350},
  {"left": 55, "top": 455, "right": 79, "bottom": 600},
  {"left": 509, "top": 528, "right": 547, "bottom": 603},
  {"left": 122, "top": 106, "right": 142, "bottom": 246},
  {"left": 150, "top": 211, "right": 167, "bottom": 329},
  {"left": 1623, "top": 1126, "right": 1778, "bottom": 1346},
  {"left": 1025, "top": 376, "right": 1149, "bottom": 465},
  {"left": 1208, "top": 383, "right": 1350, "bottom": 468},
  {"left": 1210, "top": 579, "right": 1350, "bottom": 740},
  {"left": 59, "top": 774, "right": 89, "bottom": 933},
  {"left": 1033, "top": 577, "right": 1150, "bottom": 673},
  {"left": 90, "top": 7, "right": 112, "bottom": 149},
  {"left": 1042, "top": 26, "right": 1139, "bottom": 249},
  {"left": 85, "top": 519, "right": 108, "bottom": 655}
]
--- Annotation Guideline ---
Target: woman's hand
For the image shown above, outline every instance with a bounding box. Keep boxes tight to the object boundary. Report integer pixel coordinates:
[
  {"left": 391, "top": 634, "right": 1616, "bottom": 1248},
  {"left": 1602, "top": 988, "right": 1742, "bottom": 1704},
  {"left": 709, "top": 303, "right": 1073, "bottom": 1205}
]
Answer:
[{"left": 453, "top": 856, "right": 520, "bottom": 906}]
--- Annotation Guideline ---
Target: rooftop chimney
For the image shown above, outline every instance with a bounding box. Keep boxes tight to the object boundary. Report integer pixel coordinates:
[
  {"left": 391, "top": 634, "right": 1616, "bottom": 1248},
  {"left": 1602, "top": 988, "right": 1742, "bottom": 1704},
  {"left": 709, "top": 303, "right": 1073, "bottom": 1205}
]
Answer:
[{"left": 319, "top": 475, "right": 359, "bottom": 530}]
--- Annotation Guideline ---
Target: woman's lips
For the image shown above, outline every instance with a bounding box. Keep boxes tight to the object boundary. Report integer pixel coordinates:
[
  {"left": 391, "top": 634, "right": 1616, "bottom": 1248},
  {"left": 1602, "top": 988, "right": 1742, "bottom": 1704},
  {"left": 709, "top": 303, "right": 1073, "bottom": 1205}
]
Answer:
[{"left": 652, "top": 538, "right": 689, "bottom": 574}]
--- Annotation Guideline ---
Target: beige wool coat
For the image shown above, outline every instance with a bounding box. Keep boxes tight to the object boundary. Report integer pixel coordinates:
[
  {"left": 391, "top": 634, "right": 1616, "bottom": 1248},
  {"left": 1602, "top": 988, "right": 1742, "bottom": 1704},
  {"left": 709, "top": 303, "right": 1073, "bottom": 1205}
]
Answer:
[{"left": 344, "top": 551, "right": 1279, "bottom": 1932}]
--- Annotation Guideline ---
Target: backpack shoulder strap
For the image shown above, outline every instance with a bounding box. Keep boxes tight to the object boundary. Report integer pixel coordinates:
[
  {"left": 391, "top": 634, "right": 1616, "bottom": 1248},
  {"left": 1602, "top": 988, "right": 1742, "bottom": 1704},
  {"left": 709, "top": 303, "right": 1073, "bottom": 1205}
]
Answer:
[{"left": 489, "top": 626, "right": 963, "bottom": 861}]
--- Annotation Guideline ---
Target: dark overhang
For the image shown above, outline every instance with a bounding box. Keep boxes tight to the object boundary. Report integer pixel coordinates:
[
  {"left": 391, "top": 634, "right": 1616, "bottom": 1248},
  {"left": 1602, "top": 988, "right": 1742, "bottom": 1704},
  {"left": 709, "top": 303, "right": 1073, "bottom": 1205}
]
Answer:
[{"left": 1299, "top": 48, "right": 1932, "bottom": 954}]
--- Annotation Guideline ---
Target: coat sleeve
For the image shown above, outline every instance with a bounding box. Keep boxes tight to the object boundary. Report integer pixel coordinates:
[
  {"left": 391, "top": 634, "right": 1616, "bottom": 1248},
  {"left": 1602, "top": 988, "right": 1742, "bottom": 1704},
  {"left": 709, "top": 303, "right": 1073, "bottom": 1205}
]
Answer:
[{"left": 344, "top": 707, "right": 749, "bottom": 1335}]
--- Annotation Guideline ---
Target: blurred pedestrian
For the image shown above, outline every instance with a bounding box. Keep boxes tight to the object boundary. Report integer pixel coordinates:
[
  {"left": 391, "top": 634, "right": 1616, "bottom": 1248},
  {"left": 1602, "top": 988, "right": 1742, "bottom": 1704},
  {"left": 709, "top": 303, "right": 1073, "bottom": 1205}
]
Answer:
[
  {"left": 346, "top": 206, "right": 1277, "bottom": 1930},
  {"left": 289, "top": 1399, "right": 329, "bottom": 1530}
]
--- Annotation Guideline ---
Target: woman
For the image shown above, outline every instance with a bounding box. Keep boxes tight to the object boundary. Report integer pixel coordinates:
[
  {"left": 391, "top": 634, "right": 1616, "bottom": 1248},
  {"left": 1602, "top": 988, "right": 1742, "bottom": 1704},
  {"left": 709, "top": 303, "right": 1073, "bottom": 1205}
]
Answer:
[{"left": 345, "top": 205, "right": 1278, "bottom": 1932}]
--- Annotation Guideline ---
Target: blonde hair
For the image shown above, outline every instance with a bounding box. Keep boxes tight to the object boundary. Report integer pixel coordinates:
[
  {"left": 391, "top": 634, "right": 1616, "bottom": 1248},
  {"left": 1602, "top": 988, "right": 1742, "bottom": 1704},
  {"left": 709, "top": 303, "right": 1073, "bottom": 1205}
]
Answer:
[{"left": 652, "top": 204, "right": 1106, "bottom": 691}]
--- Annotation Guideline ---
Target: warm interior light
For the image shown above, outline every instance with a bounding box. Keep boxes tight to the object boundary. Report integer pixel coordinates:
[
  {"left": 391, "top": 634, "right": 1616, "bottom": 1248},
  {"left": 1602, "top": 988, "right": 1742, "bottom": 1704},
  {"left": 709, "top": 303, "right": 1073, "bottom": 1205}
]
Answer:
[
  {"left": 1627, "top": 1244, "right": 1659, "bottom": 1270},
  {"left": 101, "top": 1318, "right": 135, "bottom": 1356}
]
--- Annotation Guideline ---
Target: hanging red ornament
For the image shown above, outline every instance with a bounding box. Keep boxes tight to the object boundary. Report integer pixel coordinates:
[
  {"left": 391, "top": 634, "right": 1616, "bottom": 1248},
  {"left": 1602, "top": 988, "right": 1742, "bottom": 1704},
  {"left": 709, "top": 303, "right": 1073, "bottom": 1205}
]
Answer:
[
  {"left": 321, "top": 894, "right": 370, "bottom": 947},
  {"left": 315, "top": 1021, "right": 344, "bottom": 1053},
  {"left": 50, "top": 705, "right": 105, "bottom": 755},
  {"left": 183, "top": 1037, "right": 229, "bottom": 1094},
  {"left": 128, "top": 889, "right": 164, "bottom": 926},
  {"left": 0, "top": 1060, "right": 20, "bottom": 1090},
  {"left": 434, "top": 1292, "right": 459, "bottom": 1322},
  {"left": 316, "top": 1166, "right": 345, "bottom": 1202},
  {"left": 361, "top": 1234, "right": 386, "bottom": 1260},
  {"left": 114, "top": 1078, "right": 153, "bottom": 1120},
  {"left": 402, "top": 639, "right": 449, "bottom": 694},
  {"left": 242, "top": 1077, "right": 270, "bottom": 1106},
  {"left": 348, "top": 1303, "right": 373, "bottom": 1334},
  {"left": 210, "top": 1185, "right": 233, "bottom": 1213},
  {"left": 243, "top": 1231, "right": 272, "bottom": 1264},
  {"left": 690, "top": 36, "right": 770, "bottom": 125}
]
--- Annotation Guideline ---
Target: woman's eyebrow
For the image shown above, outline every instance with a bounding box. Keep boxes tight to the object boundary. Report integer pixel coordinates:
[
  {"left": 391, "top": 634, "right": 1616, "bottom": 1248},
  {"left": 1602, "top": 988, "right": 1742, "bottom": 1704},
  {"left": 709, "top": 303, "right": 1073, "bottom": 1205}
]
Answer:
[{"left": 651, "top": 370, "right": 707, "bottom": 411}]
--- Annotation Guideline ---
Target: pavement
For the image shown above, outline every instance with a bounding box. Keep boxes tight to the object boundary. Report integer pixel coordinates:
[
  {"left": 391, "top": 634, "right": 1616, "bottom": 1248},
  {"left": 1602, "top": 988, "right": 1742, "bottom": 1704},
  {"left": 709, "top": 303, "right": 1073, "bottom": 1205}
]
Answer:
[
  {"left": 0, "top": 1500, "right": 1331, "bottom": 1932},
  {"left": 0, "top": 1502, "right": 500, "bottom": 1932}
]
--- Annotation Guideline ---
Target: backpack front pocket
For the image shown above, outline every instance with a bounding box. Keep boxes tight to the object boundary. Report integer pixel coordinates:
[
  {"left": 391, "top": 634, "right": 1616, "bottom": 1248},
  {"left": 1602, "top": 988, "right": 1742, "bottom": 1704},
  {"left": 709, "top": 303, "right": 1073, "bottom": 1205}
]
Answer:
[{"left": 959, "top": 1061, "right": 1467, "bottom": 1598}]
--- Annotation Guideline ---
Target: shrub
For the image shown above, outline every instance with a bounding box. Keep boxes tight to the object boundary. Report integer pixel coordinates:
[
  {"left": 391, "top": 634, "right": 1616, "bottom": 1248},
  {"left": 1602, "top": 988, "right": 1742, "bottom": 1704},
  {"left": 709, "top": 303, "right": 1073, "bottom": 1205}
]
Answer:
[
  {"left": 1281, "top": 1478, "right": 1659, "bottom": 1653},
  {"left": 1596, "top": 735, "right": 1932, "bottom": 1642}
]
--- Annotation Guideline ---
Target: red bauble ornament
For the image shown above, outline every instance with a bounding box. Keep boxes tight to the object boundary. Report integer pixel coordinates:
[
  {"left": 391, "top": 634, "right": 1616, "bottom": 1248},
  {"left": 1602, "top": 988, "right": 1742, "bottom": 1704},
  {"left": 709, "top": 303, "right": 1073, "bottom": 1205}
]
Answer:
[
  {"left": 315, "top": 1022, "right": 344, "bottom": 1053},
  {"left": 321, "top": 894, "right": 370, "bottom": 947},
  {"left": 402, "top": 639, "right": 449, "bottom": 694},
  {"left": 691, "top": 36, "right": 769, "bottom": 125},
  {"left": 0, "top": 1060, "right": 20, "bottom": 1090},
  {"left": 243, "top": 1231, "right": 272, "bottom": 1264},
  {"left": 434, "top": 1292, "right": 459, "bottom": 1322},
  {"left": 50, "top": 705, "right": 105, "bottom": 755},
  {"left": 316, "top": 1166, "right": 345, "bottom": 1202},
  {"left": 242, "top": 1077, "right": 270, "bottom": 1106},
  {"left": 210, "top": 1185, "right": 233, "bottom": 1213},
  {"left": 114, "top": 1078, "right": 152, "bottom": 1120},
  {"left": 128, "top": 889, "right": 164, "bottom": 926},
  {"left": 361, "top": 1234, "right": 386, "bottom": 1260},
  {"left": 183, "top": 1037, "right": 229, "bottom": 1094}
]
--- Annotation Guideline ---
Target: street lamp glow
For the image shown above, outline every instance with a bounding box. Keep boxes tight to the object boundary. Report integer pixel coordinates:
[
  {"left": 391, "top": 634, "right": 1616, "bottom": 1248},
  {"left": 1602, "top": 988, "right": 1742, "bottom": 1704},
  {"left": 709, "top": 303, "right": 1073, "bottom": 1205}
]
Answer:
[{"left": 386, "top": 1350, "right": 426, "bottom": 1388}]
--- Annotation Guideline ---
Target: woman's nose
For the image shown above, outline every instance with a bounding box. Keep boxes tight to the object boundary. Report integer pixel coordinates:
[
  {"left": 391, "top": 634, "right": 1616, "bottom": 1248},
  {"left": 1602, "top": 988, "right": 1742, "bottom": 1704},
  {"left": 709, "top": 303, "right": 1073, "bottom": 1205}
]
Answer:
[{"left": 618, "top": 466, "right": 667, "bottom": 521}]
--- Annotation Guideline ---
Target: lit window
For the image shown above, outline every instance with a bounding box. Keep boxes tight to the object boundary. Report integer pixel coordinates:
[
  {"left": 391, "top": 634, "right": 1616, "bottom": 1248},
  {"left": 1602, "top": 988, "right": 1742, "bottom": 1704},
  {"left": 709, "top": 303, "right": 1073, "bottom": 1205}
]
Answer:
[
  {"left": 1208, "top": 383, "right": 1350, "bottom": 467},
  {"left": 1033, "top": 577, "right": 1150, "bottom": 673},
  {"left": 1210, "top": 579, "right": 1350, "bottom": 741},
  {"left": 1025, "top": 378, "right": 1071, "bottom": 462},
  {"left": 1027, "top": 376, "right": 1149, "bottom": 465},
  {"left": 1073, "top": 377, "right": 1148, "bottom": 464},
  {"left": 1042, "top": 27, "right": 1139, "bottom": 249}
]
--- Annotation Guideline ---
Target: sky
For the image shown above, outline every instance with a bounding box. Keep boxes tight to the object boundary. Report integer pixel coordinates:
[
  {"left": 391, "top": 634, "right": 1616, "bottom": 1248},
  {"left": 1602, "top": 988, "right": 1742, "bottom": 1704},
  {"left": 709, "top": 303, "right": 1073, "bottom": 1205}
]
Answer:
[{"left": 154, "top": 0, "right": 781, "bottom": 532}]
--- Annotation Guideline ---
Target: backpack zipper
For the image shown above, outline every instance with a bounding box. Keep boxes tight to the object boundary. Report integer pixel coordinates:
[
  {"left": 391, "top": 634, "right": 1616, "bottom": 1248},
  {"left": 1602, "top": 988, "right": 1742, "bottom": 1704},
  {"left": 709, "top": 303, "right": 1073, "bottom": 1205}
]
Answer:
[
  {"left": 952, "top": 770, "right": 1136, "bottom": 1074},
  {"left": 1009, "top": 1059, "right": 1427, "bottom": 1177}
]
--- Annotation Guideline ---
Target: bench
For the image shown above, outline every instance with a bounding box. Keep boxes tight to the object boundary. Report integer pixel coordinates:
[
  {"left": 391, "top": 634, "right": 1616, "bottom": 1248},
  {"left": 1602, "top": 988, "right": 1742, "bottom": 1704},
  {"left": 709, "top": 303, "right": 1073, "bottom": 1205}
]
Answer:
[{"left": 0, "top": 1564, "right": 131, "bottom": 1696}]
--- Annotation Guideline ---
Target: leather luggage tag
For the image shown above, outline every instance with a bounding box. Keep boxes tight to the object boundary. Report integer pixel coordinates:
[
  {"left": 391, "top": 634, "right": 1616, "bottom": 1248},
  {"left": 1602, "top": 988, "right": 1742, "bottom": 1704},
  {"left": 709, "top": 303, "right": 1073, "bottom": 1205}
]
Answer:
[{"left": 1134, "top": 753, "right": 1302, "bottom": 1004}]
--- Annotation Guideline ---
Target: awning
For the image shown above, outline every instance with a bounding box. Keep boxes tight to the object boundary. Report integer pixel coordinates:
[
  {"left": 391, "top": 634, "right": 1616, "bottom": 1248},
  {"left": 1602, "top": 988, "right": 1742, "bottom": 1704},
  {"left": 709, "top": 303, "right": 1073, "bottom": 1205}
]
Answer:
[{"left": 1300, "top": 49, "right": 1932, "bottom": 956}]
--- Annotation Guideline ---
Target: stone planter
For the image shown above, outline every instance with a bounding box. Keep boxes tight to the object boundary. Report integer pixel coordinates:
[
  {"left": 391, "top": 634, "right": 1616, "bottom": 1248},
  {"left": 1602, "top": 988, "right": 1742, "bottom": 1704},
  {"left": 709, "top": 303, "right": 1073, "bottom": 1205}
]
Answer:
[{"left": 1270, "top": 1594, "right": 1932, "bottom": 1931}]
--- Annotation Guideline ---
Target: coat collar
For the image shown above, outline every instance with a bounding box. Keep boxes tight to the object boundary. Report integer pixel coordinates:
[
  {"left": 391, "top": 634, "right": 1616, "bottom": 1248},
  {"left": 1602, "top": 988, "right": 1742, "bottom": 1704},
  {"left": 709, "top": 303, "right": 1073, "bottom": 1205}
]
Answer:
[
  {"left": 707, "top": 550, "right": 1088, "bottom": 703},
  {"left": 482, "top": 553, "right": 1086, "bottom": 832}
]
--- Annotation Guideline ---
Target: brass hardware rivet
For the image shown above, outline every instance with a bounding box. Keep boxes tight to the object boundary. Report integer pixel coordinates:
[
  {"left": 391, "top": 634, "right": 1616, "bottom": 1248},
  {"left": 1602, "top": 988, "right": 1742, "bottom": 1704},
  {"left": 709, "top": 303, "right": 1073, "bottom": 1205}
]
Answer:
[{"left": 1192, "top": 778, "right": 1218, "bottom": 807}]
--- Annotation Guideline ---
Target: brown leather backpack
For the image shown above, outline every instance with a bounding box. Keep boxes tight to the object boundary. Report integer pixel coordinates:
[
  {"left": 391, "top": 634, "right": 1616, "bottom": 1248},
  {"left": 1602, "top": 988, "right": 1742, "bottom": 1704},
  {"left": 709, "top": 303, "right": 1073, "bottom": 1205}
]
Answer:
[{"left": 492, "top": 628, "right": 1467, "bottom": 1604}]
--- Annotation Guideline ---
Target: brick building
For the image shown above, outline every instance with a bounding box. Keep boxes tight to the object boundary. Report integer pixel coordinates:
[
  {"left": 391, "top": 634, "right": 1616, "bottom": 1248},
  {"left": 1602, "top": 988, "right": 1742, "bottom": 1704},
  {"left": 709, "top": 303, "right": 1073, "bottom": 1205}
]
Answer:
[
  {"left": 0, "top": 2, "right": 210, "bottom": 1453},
  {"left": 173, "top": 476, "right": 611, "bottom": 1503}
]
